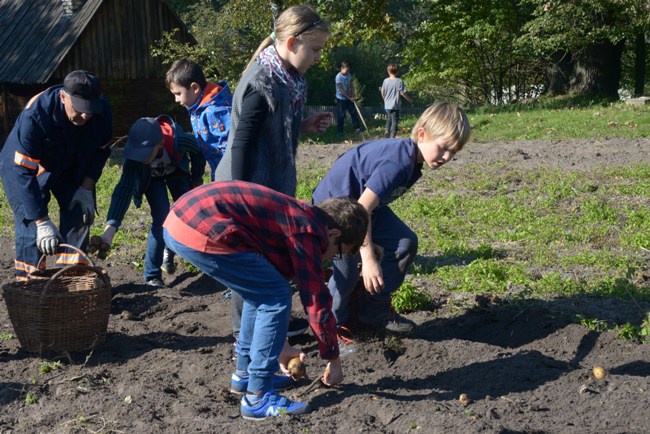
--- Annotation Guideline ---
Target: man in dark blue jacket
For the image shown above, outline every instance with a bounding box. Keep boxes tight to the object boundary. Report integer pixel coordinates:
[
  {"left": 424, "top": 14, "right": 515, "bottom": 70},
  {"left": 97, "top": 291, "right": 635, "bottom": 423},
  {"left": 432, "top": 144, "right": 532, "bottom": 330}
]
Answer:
[{"left": 0, "top": 70, "right": 112, "bottom": 280}]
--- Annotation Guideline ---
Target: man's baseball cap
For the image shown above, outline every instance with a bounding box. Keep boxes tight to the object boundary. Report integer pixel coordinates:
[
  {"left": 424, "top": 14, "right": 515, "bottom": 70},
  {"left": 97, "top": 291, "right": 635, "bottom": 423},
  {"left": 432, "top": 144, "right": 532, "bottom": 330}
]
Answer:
[
  {"left": 124, "top": 117, "right": 163, "bottom": 162},
  {"left": 63, "top": 70, "right": 103, "bottom": 114}
]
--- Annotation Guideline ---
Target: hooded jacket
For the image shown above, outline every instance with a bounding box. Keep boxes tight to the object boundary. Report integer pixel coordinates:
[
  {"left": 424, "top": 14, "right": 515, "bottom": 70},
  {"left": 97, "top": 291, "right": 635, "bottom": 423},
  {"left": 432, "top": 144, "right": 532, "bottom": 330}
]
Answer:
[{"left": 188, "top": 81, "right": 232, "bottom": 169}]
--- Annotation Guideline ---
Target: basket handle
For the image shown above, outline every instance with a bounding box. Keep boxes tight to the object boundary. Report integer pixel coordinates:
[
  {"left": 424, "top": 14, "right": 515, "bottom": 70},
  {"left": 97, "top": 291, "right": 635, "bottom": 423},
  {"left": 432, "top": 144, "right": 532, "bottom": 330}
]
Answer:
[
  {"left": 36, "top": 243, "right": 96, "bottom": 269},
  {"left": 42, "top": 264, "right": 110, "bottom": 295}
]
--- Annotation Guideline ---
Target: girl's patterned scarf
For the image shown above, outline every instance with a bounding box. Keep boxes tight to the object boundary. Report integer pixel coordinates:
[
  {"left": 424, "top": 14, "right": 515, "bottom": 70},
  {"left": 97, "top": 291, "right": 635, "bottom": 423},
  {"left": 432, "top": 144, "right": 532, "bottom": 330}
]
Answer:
[{"left": 257, "top": 45, "right": 307, "bottom": 115}]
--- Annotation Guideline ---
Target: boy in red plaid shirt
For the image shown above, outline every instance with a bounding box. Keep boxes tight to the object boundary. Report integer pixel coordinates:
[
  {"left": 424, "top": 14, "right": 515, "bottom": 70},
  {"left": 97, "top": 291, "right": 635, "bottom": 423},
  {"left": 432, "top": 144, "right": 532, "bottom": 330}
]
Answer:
[{"left": 163, "top": 180, "right": 368, "bottom": 419}]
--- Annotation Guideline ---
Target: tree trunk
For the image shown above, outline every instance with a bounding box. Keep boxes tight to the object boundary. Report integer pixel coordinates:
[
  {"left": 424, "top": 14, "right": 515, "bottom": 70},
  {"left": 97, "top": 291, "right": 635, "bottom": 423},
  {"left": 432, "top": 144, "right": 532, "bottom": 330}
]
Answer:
[
  {"left": 569, "top": 40, "right": 625, "bottom": 99},
  {"left": 544, "top": 52, "right": 572, "bottom": 95},
  {"left": 634, "top": 32, "right": 646, "bottom": 97}
]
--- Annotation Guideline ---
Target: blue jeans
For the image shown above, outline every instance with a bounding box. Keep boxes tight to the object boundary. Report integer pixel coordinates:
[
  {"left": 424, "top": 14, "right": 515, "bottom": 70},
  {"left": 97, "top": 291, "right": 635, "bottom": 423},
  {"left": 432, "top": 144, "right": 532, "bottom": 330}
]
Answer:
[
  {"left": 328, "top": 206, "right": 418, "bottom": 326},
  {"left": 164, "top": 230, "right": 291, "bottom": 394},
  {"left": 336, "top": 98, "right": 361, "bottom": 135},
  {"left": 143, "top": 172, "right": 191, "bottom": 281},
  {"left": 385, "top": 109, "right": 400, "bottom": 138}
]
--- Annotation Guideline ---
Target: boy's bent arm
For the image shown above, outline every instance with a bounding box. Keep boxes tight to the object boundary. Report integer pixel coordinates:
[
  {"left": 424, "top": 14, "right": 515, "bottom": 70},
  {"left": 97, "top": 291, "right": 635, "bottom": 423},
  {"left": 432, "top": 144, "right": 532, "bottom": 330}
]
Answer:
[
  {"left": 357, "top": 188, "right": 384, "bottom": 293},
  {"left": 288, "top": 233, "right": 340, "bottom": 360},
  {"left": 401, "top": 91, "right": 415, "bottom": 104},
  {"left": 104, "top": 159, "right": 148, "bottom": 233},
  {"left": 337, "top": 83, "right": 352, "bottom": 100},
  {"left": 176, "top": 129, "right": 206, "bottom": 186}
]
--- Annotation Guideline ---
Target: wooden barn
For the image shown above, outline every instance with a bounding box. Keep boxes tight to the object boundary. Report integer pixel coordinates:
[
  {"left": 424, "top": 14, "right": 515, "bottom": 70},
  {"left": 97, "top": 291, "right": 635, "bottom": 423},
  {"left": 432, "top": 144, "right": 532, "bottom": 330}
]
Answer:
[{"left": 0, "top": 0, "right": 196, "bottom": 142}]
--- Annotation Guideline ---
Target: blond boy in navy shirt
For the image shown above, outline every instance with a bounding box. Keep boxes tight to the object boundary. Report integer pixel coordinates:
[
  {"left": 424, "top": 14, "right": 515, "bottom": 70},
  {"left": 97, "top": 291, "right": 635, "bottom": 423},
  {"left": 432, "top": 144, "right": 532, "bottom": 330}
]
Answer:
[{"left": 313, "top": 103, "right": 470, "bottom": 336}]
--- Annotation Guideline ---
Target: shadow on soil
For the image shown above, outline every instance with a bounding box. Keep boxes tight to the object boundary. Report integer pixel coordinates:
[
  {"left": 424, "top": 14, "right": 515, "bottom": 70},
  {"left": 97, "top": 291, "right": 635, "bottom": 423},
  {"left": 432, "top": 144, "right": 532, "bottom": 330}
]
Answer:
[
  {"left": 0, "top": 383, "right": 22, "bottom": 405},
  {"left": 306, "top": 293, "right": 649, "bottom": 411}
]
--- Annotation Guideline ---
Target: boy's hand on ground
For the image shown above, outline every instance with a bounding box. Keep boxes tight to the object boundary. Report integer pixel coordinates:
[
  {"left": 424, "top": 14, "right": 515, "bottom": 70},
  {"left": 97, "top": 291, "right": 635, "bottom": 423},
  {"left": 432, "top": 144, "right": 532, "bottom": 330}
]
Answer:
[
  {"left": 323, "top": 358, "right": 343, "bottom": 386},
  {"left": 361, "top": 259, "right": 384, "bottom": 294},
  {"left": 278, "top": 341, "right": 306, "bottom": 375}
]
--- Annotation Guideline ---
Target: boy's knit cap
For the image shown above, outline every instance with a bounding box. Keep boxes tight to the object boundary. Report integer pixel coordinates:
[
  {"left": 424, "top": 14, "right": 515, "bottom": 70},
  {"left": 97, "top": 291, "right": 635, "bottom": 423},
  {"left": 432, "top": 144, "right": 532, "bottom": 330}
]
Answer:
[{"left": 124, "top": 117, "right": 162, "bottom": 162}]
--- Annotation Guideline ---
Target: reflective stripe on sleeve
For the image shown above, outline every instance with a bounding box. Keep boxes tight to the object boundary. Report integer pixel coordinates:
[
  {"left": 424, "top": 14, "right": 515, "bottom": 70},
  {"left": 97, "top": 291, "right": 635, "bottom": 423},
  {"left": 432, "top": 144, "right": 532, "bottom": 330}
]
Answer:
[{"left": 14, "top": 151, "right": 40, "bottom": 171}]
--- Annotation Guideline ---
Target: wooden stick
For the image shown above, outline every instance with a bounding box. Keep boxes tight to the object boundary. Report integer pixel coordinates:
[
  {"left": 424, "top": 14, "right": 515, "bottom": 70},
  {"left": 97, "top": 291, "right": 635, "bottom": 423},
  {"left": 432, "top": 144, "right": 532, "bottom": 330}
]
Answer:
[{"left": 352, "top": 100, "right": 370, "bottom": 133}]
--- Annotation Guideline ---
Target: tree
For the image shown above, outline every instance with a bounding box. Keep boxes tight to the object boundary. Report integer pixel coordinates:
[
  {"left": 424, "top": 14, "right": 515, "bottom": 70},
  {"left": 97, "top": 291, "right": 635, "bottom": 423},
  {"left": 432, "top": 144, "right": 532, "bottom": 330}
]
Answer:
[
  {"left": 153, "top": 0, "right": 304, "bottom": 85},
  {"left": 520, "top": 0, "right": 650, "bottom": 98},
  {"left": 155, "top": 0, "right": 397, "bottom": 102},
  {"left": 312, "top": 0, "right": 393, "bottom": 51},
  {"left": 401, "top": 0, "right": 541, "bottom": 105}
]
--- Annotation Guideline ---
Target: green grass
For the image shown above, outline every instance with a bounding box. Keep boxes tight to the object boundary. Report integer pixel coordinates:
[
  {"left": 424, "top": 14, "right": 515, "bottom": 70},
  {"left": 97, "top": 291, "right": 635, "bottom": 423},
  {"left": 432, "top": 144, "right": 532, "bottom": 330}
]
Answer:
[
  {"left": 395, "top": 100, "right": 650, "bottom": 142},
  {"left": 391, "top": 163, "right": 648, "bottom": 300},
  {"left": 300, "top": 118, "right": 650, "bottom": 310},
  {"left": 305, "top": 97, "right": 650, "bottom": 143},
  {"left": 0, "top": 101, "right": 648, "bottom": 326}
]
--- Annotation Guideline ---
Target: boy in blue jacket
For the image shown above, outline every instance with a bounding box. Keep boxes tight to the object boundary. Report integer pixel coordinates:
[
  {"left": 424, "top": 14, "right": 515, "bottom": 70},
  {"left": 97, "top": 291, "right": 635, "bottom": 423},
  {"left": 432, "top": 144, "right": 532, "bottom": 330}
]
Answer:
[
  {"left": 165, "top": 58, "right": 233, "bottom": 180},
  {"left": 99, "top": 116, "right": 205, "bottom": 287}
]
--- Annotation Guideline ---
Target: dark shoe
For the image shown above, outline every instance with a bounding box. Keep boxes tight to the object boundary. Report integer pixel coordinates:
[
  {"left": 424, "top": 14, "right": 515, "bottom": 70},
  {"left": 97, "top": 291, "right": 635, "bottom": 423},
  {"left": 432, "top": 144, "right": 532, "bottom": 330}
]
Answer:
[
  {"left": 337, "top": 326, "right": 357, "bottom": 357},
  {"left": 384, "top": 131, "right": 390, "bottom": 138},
  {"left": 287, "top": 317, "right": 309, "bottom": 337},
  {"left": 384, "top": 314, "right": 416, "bottom": 334},
  {"left": 230, "top": 373, "right": 296, "bottom": 395},
  {"left": 161, "top": 248, "right": 176, "bottom": 274},
  {"left": 358, "top": 302, "right": 416, "bottom": 334},
  {"left": 240, "top": 391, "right": 308, "bottom": 419},
  {"left": 145, "top": 278, "right": 165, "bottom": 288}
]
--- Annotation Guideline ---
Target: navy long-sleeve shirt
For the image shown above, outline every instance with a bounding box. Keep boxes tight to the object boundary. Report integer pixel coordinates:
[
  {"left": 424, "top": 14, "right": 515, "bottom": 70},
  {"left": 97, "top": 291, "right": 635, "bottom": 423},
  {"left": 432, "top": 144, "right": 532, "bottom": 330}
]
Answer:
[{"left": 0, "top": 85, "right": 112, "bottom": 220}]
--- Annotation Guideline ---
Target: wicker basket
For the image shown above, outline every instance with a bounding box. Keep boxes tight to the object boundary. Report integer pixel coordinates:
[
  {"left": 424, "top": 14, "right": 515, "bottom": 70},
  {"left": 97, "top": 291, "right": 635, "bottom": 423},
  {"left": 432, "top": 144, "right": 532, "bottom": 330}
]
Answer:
[{"left": 2, "top": 264, "right": 112, "bottom": 354}]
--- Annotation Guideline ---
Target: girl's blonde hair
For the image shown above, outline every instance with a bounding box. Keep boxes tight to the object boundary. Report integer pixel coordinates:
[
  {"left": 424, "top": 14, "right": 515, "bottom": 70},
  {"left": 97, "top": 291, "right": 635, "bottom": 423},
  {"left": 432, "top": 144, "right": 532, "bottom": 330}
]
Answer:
[
  {"left": 244, "top": 5, "right": 329, "bottom": 71},
  {"left": 410, "top": 103, "right": 471, "bottom": 151}
]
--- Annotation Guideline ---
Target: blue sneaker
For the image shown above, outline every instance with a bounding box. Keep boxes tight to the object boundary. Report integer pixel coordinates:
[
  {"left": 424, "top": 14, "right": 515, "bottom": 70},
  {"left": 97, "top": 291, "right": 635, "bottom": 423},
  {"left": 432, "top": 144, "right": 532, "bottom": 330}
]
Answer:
[
  {"left": 240, "top": 391, "right": 309, "bottom": 420},
  {"left": 230, "top": 373, "right": 295, "bottom": 395}
]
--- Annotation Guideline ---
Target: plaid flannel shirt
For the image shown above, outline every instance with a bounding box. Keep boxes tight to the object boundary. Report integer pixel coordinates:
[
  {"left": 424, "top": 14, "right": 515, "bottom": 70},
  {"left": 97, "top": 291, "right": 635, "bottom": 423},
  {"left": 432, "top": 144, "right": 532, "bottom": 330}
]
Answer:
[{"left": 165, "top": 181, "right": 339, "bottom": 359}]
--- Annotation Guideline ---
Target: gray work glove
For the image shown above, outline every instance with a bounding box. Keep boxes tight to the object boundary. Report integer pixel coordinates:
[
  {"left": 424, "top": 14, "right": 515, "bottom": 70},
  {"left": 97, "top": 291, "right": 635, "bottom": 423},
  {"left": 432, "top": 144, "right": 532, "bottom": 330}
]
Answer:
[
  {"left": 36, "top": 219, "right": 62, "bottom": 256},
  {"left": 69, "top": 187, "right": 95, "bottom": 225}
]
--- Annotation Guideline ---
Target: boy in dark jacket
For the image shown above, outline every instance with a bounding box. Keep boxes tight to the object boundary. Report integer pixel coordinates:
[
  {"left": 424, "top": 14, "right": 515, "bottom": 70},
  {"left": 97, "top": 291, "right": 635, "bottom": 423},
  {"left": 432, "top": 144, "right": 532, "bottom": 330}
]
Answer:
[{"left": 99, "top": 116, "right": 204, "bottom": 286}]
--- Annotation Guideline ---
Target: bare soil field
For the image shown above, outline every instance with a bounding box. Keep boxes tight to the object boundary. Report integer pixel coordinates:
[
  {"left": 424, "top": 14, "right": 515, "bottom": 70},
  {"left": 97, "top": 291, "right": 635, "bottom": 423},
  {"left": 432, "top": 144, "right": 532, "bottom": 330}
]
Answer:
[{"left": 1, "top": 138, "right": 649, "bottom": 434}]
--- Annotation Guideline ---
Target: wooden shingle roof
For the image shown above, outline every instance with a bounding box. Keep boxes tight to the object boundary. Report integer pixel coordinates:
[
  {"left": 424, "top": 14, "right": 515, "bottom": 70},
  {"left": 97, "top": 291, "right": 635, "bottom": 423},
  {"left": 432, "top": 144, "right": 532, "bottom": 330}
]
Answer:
[{"left": 0, "top": 0, "right": 103, "bottom": 84}]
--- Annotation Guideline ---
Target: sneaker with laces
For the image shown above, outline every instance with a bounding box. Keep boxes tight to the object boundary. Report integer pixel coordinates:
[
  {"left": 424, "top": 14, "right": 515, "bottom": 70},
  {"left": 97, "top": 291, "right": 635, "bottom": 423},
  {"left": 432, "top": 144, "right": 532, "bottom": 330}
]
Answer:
[
  {"left": 230, "top": 373, "right": 296, "bottom": 395},
  {"left": 161, "top": 248, "right": 176, "bottom": 274},
  {"left": 240, "top": 391, "right": 309, "bottom": 420},
  {"left": 145, "top": 278, "right": 165, "bottom": 288},
  {"left": 287, "top": 316, "right": 309, "bottom": 337}
]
